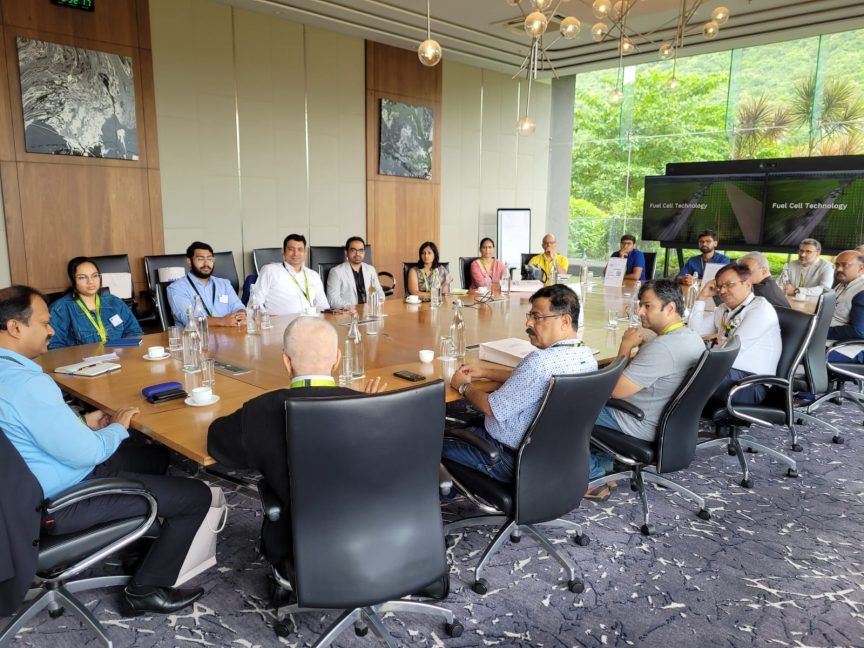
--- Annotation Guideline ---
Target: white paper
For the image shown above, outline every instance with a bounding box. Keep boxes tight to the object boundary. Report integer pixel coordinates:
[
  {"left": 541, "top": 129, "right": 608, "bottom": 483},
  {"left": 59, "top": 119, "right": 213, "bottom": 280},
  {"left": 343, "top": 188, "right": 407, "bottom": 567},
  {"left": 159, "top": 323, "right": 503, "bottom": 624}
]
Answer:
[
  {"left": 604, "top": 257, "right": 627, "bottom": 287},
  {"left": 702, "top": 262, "right": 725, "bottom": 284},
  {"left": 109, "top": 314, "right": 123, "bottom": 327},
  {"left": 479, "top": 337, "right": 536, "bottom": 368},
  {"left": 508, "top": 279, "right": 544, "bottom": 293},
  {"left": 100, "top": 272, "right": 132, "bottom": 299}
]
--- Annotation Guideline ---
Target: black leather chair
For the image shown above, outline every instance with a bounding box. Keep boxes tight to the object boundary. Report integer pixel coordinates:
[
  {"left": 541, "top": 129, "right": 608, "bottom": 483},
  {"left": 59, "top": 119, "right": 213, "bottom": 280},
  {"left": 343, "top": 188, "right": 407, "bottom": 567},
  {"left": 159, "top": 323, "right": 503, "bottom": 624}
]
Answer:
[
  {"left": 0, "top": 433, "right": 157, "bottom": 647},
  {"left": 443, "top": 359, "right": 626, "bottom": 594},
  {"left": 258, "top": 381, "right": 462, "bottom": 644},
  {"left": 252, "top": 247, "right": 282, "bottom": 274},
  {"left": 700, "top": 306, "right": 817, "bottom": 488},
  {"left": 213, "top": 251, "right": 240, "bottom": 294},
  {"left": 641, "top": 251, "right": 657, "bottom": 280},
  {"left": 308, "top": 246, "right": 344, "bottom": 271},
  {"left": 316, "top": 262, "right": 339, "bottom": 291},
  {"left": 590, "top": 339, "right": 740, "bottom": 535},
  {"left": 824, "top": 342, "right": 864, "bottom": 420},
  {"left": 459, "top": 256, "right": 476, "bottom": 290},
  {"left": 520, "top": 252, "right": 542, "bottom": 280}
]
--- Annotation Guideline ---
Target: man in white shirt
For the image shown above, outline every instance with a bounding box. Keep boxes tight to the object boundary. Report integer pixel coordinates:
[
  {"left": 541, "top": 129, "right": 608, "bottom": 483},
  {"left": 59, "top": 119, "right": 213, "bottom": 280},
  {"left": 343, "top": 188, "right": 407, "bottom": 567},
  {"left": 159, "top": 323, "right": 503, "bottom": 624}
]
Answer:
[
  {"left": 689, "top": 263, "right": 782, "bottom": 404},
  {"left": 326, "top": 237, "right": 385, "bottom": 310},
  {"left": 255, "top": 234, "right": 331, "bottom": 315},
  {"left": 784, "top": 238, "right": 833, "bottom": 296}
]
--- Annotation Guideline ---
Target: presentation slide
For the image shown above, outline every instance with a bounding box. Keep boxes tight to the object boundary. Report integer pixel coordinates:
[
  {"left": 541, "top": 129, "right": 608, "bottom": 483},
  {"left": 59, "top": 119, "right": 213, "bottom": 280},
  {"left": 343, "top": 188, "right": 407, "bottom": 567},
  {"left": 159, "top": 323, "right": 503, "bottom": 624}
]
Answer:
[
  {"left": 762, "top": 173, "right": 864, "bottom": 249},
  {"left": 641, "top": 175, "right": 764, "bottom": 246}
]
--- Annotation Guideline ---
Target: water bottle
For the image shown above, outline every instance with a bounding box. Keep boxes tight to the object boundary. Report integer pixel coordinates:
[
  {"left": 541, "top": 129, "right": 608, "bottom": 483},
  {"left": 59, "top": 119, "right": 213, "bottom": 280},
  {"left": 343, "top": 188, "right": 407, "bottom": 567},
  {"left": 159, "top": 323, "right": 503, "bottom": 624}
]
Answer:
[
  {"left": 628, "top": 291, "right": 641, "bottom": 328},
  {"left": 347, "top": 313, "right": 364, "bottom": 378},
  {"left": 503, "top": 263, "right": 511, "bottom": 295},
  {"left": 450, "top": 299, "right": 466, "bottom": 359},
  {"left": 581, "top": 254, "right": 589, "bottom": 284},
  {"left": 182, "top": 306, "right": 201, "bottom": 373},
  {"left": 430, "top": 269, "right": 442, "bottom": 308},
  {"left": 369, "top": 286, "right": 380, "bottom": 319},
  {"left": 549, "top": 262, "right": 558, "bottom": 286},
  {"left": 193, "top": 295, "right": 209, "bottom": 353},
  {"left": 259, "top": 299, "right": 272, "bottom": 330},
  {"left": 246, "top": 287, "right": 261, "bottom": 335},
  {"left": 778, "top": 265, "right": 790, "bottom": 291},
  {"left": 340, "top": 337, "right": 353, "bottom": 385}
]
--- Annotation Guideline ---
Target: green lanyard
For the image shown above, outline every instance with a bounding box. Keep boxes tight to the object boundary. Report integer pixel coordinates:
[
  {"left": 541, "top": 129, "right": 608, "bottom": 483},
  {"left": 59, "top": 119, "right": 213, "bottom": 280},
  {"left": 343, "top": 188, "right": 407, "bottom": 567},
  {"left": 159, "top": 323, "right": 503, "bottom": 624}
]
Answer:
[
  {"left": 290, "top": 378, "right": 336, "bottom": 388},
  {"left": 421, "top": 269, "right": 432, "bottom": 292},
  {"left": 659, "top": 321, "right": 685, "bottom": 335},
  {"left": 74, "top": 294, "right": 107, "bottom": 343},
  {"left": 285, "top": 264, "right": 312, "bottom": 305}
]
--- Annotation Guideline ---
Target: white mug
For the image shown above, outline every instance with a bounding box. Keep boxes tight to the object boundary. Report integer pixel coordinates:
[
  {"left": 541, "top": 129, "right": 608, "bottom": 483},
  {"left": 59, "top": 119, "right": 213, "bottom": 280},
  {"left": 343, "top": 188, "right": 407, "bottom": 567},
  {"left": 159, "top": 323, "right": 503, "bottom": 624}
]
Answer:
[
  {"left": 406, "top": 295, "right": 420, "bottom": 304},
  {"left": 147, "top": 345, "right": 165, "bottom": 358},
  {"left": 190, "top": 386, "right": 213, "bottom": 404},
  {"left": 476, "top": 286, "right": 489, "bottom": 296},
  {"left": 419, "top": 349, "right": 434, "bottom": 363}
]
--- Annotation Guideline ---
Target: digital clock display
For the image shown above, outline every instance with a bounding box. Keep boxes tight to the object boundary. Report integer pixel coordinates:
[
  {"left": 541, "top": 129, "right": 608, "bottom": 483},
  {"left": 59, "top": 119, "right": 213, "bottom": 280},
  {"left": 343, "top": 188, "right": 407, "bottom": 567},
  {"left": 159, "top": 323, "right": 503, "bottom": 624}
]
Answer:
[{"left": 51, "top": 0, "right": 95, "bottom": 11}]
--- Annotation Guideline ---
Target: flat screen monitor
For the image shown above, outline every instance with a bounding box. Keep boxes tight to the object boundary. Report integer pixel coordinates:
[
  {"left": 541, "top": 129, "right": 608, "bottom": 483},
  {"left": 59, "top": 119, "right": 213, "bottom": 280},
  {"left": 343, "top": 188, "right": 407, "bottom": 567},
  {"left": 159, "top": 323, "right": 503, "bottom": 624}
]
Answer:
[
  {"left": 641, "top": 175, "right": 765, "bottom": 246},
  {"left": 762, "top": 172, "right": 864, "bottom": 250}
]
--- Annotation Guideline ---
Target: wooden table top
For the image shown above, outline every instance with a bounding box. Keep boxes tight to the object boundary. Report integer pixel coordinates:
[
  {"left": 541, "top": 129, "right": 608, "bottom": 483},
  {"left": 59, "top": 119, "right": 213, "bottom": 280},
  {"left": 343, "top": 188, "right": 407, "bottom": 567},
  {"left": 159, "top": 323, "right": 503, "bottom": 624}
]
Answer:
[{"left": 38, "top": 280, "right": 816, "bottom": 465}]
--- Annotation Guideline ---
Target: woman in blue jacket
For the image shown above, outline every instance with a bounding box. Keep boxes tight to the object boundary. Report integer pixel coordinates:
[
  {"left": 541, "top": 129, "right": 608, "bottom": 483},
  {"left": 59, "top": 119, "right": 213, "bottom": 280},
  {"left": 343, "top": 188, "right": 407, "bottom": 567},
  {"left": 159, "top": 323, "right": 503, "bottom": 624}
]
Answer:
[{"left": 48, "top": 257, "right": 143, "bottom": 349}]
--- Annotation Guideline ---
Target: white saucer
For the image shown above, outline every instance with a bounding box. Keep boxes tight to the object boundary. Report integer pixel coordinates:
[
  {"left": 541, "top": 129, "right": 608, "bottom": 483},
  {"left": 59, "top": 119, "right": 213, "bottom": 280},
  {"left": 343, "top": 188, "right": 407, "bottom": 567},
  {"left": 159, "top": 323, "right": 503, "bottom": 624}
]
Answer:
[
  {"left": 143, "top": 353, "right": 171, "bottom": 361},
  {"left": 405, "top": 299, "right": 421, "bottom": 304},
  {"left": 184, "top": 395, "right": 220, "bottom": 407}
]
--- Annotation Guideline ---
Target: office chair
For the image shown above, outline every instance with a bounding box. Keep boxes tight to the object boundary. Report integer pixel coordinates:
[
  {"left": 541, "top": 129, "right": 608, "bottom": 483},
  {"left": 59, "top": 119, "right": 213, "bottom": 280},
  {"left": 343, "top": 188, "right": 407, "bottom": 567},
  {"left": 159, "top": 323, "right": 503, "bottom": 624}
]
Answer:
[
  {"left": 316, "top": 262, "right": 339, "bottom": 291},
  {"left": 589, "top": 339, "right": 740, "bottom": 536},
  {"left": 258, "top": 381, "right": 462, "bottom": 644},
  {"left": 252, "top": 247, "right": 283, "bottom": 274},
  {"left": 0, "top": 432, "right": 157, "bottom": 648},
  {"left": 520, "top": 253, "right": 539, "bottom": 280},
  {"left": 641, "top": 251, "right": 658, "bottom": 281},
  {"left": 213, "top": 251, "right": 240, "bottom": 293},
  {"left": 402, "top": 262, "right": 450, "bottom": 293},
  {"left": 308, "top": 246, "right": 344, "bottom": 270},
  {"left": 824, "top": 344, "right": 864, "bottom": 420},
  {"left": 443, "top": 359, "right": 626, "bottom": 594},
  {"left": 700, "top": 306, "right": 817, "bottom": 488},
  {"left": 459, "top": 257, "right": 475, "bottom": 290}
]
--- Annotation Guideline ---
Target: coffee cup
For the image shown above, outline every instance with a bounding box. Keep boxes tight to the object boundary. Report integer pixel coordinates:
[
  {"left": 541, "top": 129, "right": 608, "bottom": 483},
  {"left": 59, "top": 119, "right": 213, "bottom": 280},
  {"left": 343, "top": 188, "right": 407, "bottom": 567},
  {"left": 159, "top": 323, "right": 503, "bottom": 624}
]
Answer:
[
  {"left": 476, "top": 286, "right": 489, "bottom": 296},
  {"left": 419, "top": 349, "right": 434, "bottom": 363},
  {"left": 406, "top": 295, "right": 420, "bottom": 304},
  {"left": 147, "top": 345, "right": 165, "bottom": 359},
  {"left": 190, "top": 386, "right": 213, "bottom": 404},
  {"left": 793, "top": 293, "right": 807, "bottom": 302}
]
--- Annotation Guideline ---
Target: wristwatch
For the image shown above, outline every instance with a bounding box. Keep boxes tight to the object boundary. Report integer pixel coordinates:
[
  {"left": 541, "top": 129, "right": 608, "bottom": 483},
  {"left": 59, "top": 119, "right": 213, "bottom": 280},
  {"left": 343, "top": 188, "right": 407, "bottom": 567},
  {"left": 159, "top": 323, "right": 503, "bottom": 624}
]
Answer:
[{"left": 457, "top": 382, "right": 471, "bottom": 396}]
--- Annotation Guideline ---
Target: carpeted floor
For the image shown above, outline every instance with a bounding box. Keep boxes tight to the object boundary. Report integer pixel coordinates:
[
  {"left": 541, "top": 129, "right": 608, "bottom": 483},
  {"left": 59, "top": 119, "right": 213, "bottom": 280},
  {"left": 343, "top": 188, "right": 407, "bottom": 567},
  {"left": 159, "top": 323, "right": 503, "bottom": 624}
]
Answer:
[{"left": 4, "top": 399, "right": 864, "bottom": 647}]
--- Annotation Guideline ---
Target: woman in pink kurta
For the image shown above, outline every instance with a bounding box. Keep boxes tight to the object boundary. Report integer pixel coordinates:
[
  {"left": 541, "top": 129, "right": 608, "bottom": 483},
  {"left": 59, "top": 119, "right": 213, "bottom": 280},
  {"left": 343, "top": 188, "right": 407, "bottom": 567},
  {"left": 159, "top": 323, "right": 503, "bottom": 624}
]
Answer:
[{"left": 470, "top": 238, "right": 507, "bottom": 289}]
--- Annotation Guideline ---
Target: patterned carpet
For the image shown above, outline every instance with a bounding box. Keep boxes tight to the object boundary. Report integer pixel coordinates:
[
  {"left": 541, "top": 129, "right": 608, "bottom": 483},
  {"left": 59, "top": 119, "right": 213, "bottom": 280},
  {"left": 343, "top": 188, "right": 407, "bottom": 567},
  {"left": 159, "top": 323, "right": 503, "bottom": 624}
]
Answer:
[{"left": 4, "top": 399, "right": 864, "bottom": 647}]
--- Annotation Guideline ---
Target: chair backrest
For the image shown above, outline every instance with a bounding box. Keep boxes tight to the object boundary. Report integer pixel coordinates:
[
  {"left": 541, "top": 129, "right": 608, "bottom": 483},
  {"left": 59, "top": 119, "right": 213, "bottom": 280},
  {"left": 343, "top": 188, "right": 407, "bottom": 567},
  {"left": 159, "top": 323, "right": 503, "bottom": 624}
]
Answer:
[
  {"left": 459, "top": 256, "right": 475, "bottom": 290},
  {"left": 800, "top": 291, "right": 837, "bottom": 395},
  {"left": 521, "top": 252, "right": 539, "bottom": 280},
  {"left": 287, "top": 381, "right": 447, "bottom": 609},
  {"left": 154, "top": 282, "right": 174, "bottom": 330},
  {"left": 514, "top": 358, "right": 626, "bottom": 526},
  {"left": 641, "top": 251, "right": 657, "bottom": 281},
  {"left": 252, "top": 248, "right": 283, "bottom": 274},
  {"left": 775, "top": 306, "right": 818, "bottom": 382},
  {"left": 143, "top": 254, "right": 187, "bottom": 296},
  {"left": 308, "top": 246, "right": 344, "bottom": 271},
  {"left": 655, "top": 337, "right": 740, "bottom": 473},
  {"left": 316, "top": 262, "right": 340, "bottom": 290},
  {"left": 213, "top": 251, "right": 240, "bottom": 293},
  {"left": 89, "top": 254, "right": 134, "bottom": 302}
]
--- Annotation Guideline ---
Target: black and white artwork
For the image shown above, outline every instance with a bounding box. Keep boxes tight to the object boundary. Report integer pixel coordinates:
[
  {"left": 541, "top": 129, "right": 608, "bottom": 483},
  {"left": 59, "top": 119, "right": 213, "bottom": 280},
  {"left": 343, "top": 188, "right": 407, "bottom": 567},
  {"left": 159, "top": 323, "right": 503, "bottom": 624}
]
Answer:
[
  {"left": 379, "top": 98, "right": 433, "bottom": 180},
  {"left": 16, "top": 37, "right": 138, "bottom": 160}
]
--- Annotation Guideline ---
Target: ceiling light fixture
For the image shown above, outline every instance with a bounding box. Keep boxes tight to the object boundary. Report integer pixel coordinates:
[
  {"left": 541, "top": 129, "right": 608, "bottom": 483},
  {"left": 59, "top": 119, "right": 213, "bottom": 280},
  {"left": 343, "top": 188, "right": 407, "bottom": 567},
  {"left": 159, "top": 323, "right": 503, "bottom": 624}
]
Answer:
[{"left": 417, "top": 0, "right": 442, "bottom": 66}]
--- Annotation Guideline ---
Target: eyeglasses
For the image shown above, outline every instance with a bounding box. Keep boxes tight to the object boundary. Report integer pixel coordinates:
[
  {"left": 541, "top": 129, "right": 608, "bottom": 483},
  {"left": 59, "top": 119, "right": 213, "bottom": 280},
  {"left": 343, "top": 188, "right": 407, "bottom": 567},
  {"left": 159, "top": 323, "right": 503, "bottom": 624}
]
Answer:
[
  {"left": 75, "top": 273, "right": 101, "bottom": 282},
  {"left": 348, "top": 248, "right": 365, "bottom": 254},
  {"left": 716, "top": 280, "right": 743, "bottom": 290},
  {"left": 525, "top": 311, "right": 563, "bottom": 322},
  {"left": 835, "top": 261, "right": 862, "bottom": 269},
  {"left": 193, "top": 256, "right": 215, "bottom": 263}
]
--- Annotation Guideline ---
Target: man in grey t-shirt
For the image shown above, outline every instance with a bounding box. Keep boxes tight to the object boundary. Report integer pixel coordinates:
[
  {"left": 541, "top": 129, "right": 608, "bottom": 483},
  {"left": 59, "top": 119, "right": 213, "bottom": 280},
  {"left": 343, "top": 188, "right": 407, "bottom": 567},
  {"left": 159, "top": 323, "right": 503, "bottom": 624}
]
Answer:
[{"left": 589, "top": 279, "right": 706, "bottom": 476}]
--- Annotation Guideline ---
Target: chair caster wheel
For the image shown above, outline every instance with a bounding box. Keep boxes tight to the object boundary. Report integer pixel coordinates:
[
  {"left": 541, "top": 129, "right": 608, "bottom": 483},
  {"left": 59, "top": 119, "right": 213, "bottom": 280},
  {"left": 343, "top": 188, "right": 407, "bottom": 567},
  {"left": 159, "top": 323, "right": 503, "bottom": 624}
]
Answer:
[
  {"left": 640, "top": 524, "right": 653, "bottom": 536},
  {"left": 830, "top": 397, "right": 843, "bottom": 406},
  {"left": 445, "top": 535, "right": 455, "bottom": 548},
  {"left": 727, "top": 444, "right": 736, "bottom": 456},
  {"left": 274, "top": 619, "right": 291, "bottom": 637},
  {"left": 509, "top": 532, "right": 521, "bottom": 543},
  {"left": 574, "top": 533, "right": 590, "bottom": 547},
  {"left": 740, "top": 478, "right": 753, "bottom": 489},
  {"left": 745, "top": 447, "right": 758, "bottom": 453},
  {"left": 787, "top": 468, "right": 798, "bottom": 478},
  {"left": 791, "top": 443, "right": 803, "bottom": 452},
  {"left": 697, "top": 509, "right": 710, "bottom": 521},
  {"left": 472, "top": 579, "right": 489, "bottom": 595},
  {"left": 446, "top": 621, "right": 464, "bottom": 637},
  {"left": 629, "top": 479, "right": 638, "bottom": 491},
  {"left": 568, "top": 579, "right": 585, "bottom": 594},
  {"left": 48, "top": 607, "right": 65, "bottom": 619},
  {"left": 355, "top": 624, "right": 369, "bottom": 637},
  {"left": 833, "top": 435, "right": 844, "bottom": 444}
]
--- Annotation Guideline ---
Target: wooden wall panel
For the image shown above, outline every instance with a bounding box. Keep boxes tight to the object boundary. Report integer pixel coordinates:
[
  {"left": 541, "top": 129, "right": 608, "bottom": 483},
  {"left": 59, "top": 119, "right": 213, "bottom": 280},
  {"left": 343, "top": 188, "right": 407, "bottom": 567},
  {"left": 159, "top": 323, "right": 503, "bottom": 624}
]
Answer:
[
  {"left": 366, "top": 41, "right": 442, "bottom": 297},
  {"left": 0, "top": 0, "right": 162, "bottom": 293}
]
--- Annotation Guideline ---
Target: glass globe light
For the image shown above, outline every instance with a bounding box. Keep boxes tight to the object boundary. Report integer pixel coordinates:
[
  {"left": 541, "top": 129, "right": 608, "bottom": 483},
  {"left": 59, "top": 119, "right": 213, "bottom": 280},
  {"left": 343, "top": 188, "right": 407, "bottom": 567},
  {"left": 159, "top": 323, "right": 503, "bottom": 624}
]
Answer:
[
  {"left": 619, "top": 36, "right": 635, "bottom": 54},
  {"left": 592, "top": 0, "right": 611, "bottom": 19},
  {"left": 711, "top": 6, "right": 730, "bottom": 25},
  {"left": 658, "top": 42, "right": 674, "bottom": 60},
  {"left": 666, "top": 76, "right": 681, "bottom": 92},
  {"left": 611, "top": 0, "right": 627, "bottom": 21},
  {"left": 560, "top": 16, "right": 581, "bottom": 39},
  {"left": 702, "top": 20, "right": 719, "bottom": 39},
  {"left": 591, "top": 22, "right": 608, "bottom": 42},
  {"left": 532, "top": 0, "right": 553, "bottom": 11},
  {"left": 418, "top": 39, "right": 442, "bottom": 66},
  {"left": 516, "top": 115, "right": 536, "bottom": 136},
  {"left": 524, "top": 11, "right": 548, "bottom": 37},
  {"left": 609, "top": 87, "right": 624, "bottom": 105}
]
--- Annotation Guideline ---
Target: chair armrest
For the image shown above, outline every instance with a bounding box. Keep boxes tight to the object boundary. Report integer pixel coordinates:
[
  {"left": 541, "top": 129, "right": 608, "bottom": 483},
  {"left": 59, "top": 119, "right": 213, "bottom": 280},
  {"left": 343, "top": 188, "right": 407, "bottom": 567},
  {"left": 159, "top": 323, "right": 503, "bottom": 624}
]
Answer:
[
  {"left": 258, "top": 480, "right": 282, "bottom": 522},
  {"left": 828, "top": 339, "right": 864, "bottom": 355},
  {"left": 605, "top": 398, "right": 644, "bottom": 421},
  {"left": 725, "top": 375, "right": 790, "bottom": 426},
  {"left": 443, "top": 427, "right": 500, "bottom": 461},
  {"left": 45, "top": 478, "right": 149, "bottom": 514}
]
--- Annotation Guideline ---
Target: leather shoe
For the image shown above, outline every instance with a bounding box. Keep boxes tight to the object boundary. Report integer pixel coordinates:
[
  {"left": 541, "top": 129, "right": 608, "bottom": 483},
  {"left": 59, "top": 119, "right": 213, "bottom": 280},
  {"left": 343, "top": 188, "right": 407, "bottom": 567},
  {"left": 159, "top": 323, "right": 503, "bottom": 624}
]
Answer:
[{"left": 121, "top": 584, "right": 204, "bottom": 616}]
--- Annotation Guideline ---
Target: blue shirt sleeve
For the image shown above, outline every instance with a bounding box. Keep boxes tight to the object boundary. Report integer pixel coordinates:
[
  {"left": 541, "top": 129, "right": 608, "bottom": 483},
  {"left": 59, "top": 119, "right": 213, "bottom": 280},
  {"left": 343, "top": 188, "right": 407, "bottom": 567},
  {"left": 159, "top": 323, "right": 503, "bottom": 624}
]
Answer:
[
  {"left": 829, "top": 291, "right": 864, "bottom": 341},
  {"left": 629, "top": 249, "right": 646, "bottom": 277},
  {"left": 167, "top": 277, "right": 191, "bottom": 327}
]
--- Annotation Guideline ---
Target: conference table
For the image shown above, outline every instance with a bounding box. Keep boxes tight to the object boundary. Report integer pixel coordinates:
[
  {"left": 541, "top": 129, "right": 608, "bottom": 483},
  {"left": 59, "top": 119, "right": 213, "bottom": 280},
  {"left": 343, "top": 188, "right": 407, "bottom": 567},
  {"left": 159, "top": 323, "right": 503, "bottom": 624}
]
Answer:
[{"left": 37, "top": 280, "right": 818, "bottom": 466}]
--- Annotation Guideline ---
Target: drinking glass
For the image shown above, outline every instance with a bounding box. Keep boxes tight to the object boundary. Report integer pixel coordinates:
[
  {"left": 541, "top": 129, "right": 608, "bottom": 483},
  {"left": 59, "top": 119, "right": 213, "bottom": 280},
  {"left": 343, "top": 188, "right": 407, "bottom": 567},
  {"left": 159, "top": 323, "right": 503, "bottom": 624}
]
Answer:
[
  {"left": 339, "top": 353, "right": 353, "bottom": 385},
  {"left": 201, "top": 358, "right": 216, "bottom": 389},
  {"left": 441, "top": 357, "right": 457, "bottom": 383},
  {"left": 606, "top": 309, "right": 619, "bottom": 330},
  {"left": 167, "top": 326, "right": 182, "bottom": 351},
  {"left": 439, "top": 335, "right": 454, "bottom": 360}
]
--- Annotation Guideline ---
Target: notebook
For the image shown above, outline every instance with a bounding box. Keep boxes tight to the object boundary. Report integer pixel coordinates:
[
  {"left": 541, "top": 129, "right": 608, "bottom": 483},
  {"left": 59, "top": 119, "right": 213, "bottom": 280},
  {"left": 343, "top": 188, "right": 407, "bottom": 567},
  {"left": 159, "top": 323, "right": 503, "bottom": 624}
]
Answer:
[{"left": 54, "top": 361, "right": 121, "bottom": 377}]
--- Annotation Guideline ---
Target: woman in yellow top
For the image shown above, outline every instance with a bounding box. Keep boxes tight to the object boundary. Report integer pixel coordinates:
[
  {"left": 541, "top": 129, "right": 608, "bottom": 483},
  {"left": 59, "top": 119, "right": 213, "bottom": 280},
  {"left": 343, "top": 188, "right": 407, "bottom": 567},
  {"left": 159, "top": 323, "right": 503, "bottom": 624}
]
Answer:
[
  {"left": 470, "top": 238, "right": 507, "bottom": 289},
  {"left": 407, "top": 241, "right": 452, "bottom": 298}
]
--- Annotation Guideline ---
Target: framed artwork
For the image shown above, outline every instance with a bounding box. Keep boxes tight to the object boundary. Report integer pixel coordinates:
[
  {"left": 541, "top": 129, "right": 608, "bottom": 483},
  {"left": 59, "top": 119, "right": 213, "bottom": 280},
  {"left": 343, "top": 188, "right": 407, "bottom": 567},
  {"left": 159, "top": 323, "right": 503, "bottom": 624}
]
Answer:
[
  {"left": 16, "top": 37, "right": 138, "bottom": 160},
  {"left": 378, "top": 98, "right": 433, "bottom": 180}
]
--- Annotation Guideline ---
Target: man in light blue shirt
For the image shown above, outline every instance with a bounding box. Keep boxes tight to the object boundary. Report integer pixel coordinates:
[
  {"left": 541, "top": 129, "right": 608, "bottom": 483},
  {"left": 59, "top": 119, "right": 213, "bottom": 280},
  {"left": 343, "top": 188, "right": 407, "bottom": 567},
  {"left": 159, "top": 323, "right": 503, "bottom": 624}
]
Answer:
[
  {"left": 167, "top": 241, "right": 246, "bottom": 327},
  {"left": 0, "top": 285, "right": 210, "bottom": 616}
]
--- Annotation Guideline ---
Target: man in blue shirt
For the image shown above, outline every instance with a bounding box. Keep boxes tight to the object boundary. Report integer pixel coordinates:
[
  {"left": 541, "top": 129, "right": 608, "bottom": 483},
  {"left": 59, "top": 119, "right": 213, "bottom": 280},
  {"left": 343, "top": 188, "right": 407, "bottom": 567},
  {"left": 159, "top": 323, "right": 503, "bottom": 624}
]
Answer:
[
  {"left": 609, "top": 234, "right": 646, "bottom": 280},
  {"left": 167, "top": 241, "right": 246, "bottom": 327},
  {"left": 0, "top": 286, "right": 211, "bottom": 616},
  {"left": 677, "top": 229, "right": 730, "bottom": 285}
]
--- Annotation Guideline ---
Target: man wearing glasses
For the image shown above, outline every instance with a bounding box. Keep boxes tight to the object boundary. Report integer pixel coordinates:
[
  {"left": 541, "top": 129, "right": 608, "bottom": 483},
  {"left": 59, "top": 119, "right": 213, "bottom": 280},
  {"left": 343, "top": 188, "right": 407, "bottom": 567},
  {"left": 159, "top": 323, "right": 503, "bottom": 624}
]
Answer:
[
  {"left": 167, "top": 242, "right": 246, "bottom": 327},
  {"left": 443, "top": 284, "right": 597, "bottom": 482},
  {"left": 783, "top": 238, "right": 833, "bottom": 296},
  {"left": 326, "top": 236, "right": 385, "bottom": 310},
  {"left": 688, "top": 263, "right": 781, "bottom": 404},
  {"left": 827, "top": 250, "right": 864, "bottom": 363}
]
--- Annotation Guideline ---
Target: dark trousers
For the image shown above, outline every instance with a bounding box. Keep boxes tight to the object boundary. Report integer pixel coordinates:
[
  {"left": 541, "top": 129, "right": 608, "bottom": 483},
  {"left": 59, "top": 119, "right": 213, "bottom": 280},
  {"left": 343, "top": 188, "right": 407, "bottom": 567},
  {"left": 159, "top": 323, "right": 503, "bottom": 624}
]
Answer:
[
  {"left": 712, "top": 368, "right": 767, "bottom": 405},
  {"left": 43, "top": 441, "right": 211, "bottom": 588}
]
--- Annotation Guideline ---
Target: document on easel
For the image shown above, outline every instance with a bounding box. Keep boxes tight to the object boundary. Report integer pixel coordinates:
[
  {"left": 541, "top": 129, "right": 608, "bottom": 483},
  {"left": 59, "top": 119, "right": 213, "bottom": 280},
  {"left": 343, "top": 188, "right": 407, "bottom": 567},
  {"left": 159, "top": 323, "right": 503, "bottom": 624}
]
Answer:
[
  {"left": 604, "top": 257, "right": 627, "bottom": 287},
  {"left": 702, "top": 262, "right": 725, "bottom": 285}
]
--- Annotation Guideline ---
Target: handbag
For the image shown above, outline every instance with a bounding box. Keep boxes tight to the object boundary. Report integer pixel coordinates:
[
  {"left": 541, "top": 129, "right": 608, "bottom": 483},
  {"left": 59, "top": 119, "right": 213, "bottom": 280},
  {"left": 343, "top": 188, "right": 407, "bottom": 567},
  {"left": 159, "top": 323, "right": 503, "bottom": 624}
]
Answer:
[{"left": 173, "top": 486, "right": 228, "bottom": 586}]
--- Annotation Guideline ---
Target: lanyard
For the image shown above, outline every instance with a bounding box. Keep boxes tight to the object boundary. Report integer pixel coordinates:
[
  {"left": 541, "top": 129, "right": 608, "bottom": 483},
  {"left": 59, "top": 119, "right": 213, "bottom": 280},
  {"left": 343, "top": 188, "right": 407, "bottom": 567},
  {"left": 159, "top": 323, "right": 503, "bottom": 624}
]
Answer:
[
  {"left": 659, "top": 321, "right": 685, "bottom": 336},
  {"left": 421, "top": 269, "right": 432, "bottom": 292},
  {"left": 186, "top": 276, "right": 215, "bottom": 317},
  {"left": 290, "top": 378, "right": 336, "bottom": 388},
  {"left": 74, "top": 294, "right": 107, "bottom": 343},
  {"left": 479, "top": 259, "right": 492, "bottom": 276},
  {"left": 550, "top": 339, "right": 584, "bottom": 349},
  {"left": 722, "top": 293, "right": 754, "bottom": 332},
  {"left": 284, "top": 263, "right": 312, "bottom": 305}
]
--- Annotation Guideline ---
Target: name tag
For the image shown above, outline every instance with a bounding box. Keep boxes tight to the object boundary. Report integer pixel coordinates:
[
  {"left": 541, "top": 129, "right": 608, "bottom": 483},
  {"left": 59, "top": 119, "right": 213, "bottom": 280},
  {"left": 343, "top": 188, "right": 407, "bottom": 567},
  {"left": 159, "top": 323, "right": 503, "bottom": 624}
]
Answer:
[
  {"left": 219, "top": 294, "right": 229, "bottom": 303},
  {"left": 109, "top": 314, "right": 123, "bottom": 327}
]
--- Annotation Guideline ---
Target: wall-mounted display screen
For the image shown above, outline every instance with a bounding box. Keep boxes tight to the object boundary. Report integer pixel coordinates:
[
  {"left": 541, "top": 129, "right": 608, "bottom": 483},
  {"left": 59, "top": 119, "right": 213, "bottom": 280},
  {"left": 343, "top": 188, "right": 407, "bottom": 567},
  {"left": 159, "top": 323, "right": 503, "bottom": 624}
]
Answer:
[
  {"left": 762, "top": 173, "right": 864, "bottom": 250},
  {"left": 641, "top": 175, "right": 765, "bottom": 246}
]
